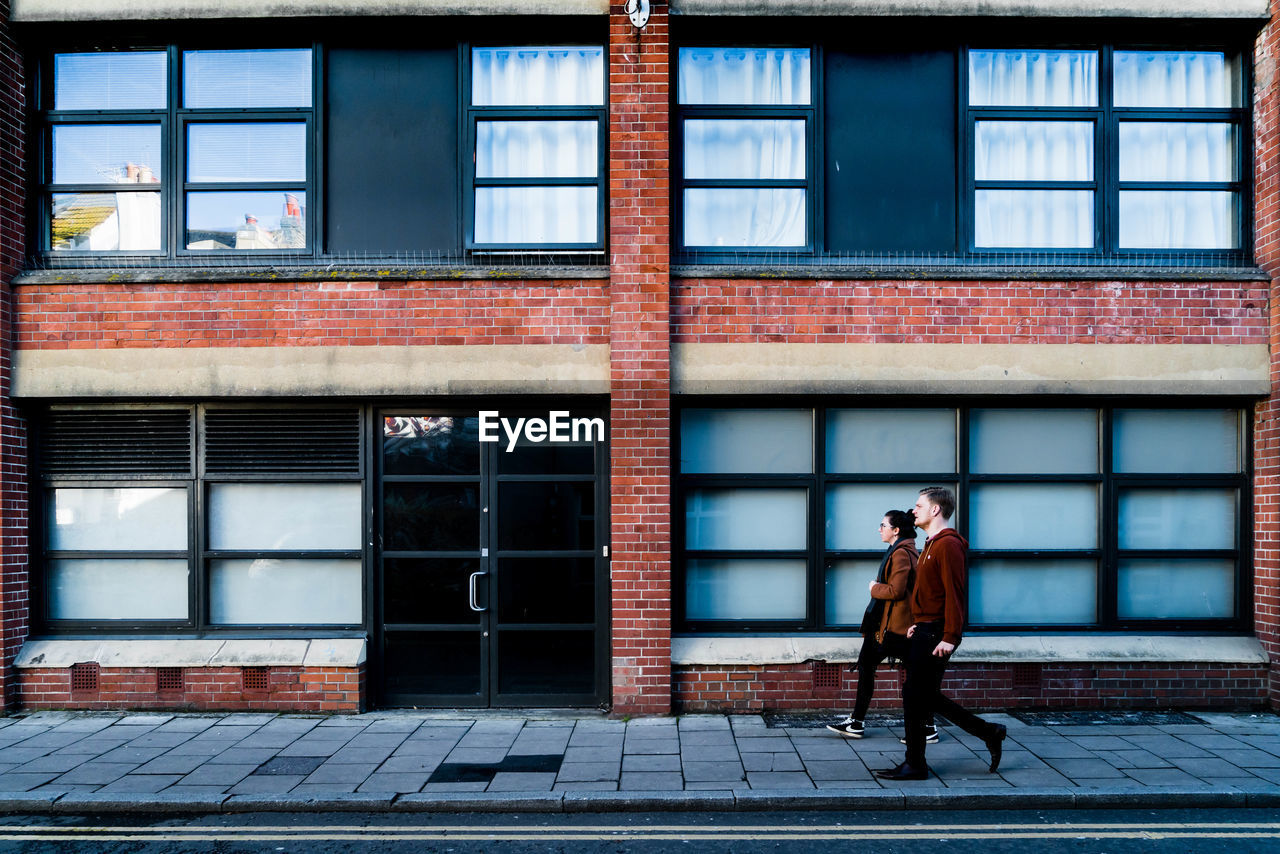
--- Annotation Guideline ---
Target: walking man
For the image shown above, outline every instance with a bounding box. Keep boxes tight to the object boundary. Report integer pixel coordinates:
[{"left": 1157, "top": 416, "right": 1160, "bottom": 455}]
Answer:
[{"left": 876, "top": 486, "right": 1007, "bottom": 781}]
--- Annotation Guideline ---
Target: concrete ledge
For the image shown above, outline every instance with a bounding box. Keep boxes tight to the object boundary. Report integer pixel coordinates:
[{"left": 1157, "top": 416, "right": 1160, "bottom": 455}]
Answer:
[
  {"left": 392, "top": 792, "right": 566, "bottom": 812},
  {"left": 671, "top": 1, "right": 1268, "bottom": 18},
  {"left": 11, "top": 1, "right": 607, "bottom": 22},
  {"left": 562, "top": 791, "right": 737, "bottom": 812},
  {"left": 671, "top": 635, "right": 1270, "bottom": 666},
  {"left": 672, "top": 343, "right": 1270, "bottom": 396},
  {"left": 52, "top": 792, "right": 229, "bottom": 813},
  {"left": 12, "top": 344, "right": 610, "bottom": 398},
  {"left": 222, "top": 793, "right": 395, "bottom": 812},
  {"left": 14, "top": 638, "right": 367, "bottom": 669}
]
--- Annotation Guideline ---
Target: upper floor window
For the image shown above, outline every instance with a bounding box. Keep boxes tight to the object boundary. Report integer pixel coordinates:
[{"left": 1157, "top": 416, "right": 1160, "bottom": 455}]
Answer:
[
  {"left": 43, "top": 47, "right": 315, "bottom": 257},
  {"left": 466, "top": 46, "right": 606, "bottom": 250},
  {"left": 967, "top": 47, "right": 1244, "bottom": 255},
  {"left": 677, "top": 47, "right": 813, "bottom": 252}
]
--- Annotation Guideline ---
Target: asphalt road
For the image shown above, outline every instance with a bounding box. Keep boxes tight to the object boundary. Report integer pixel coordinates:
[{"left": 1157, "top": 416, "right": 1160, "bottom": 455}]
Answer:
[{"left": 0, "top": 808, "right": 1277, "bottom": 854}]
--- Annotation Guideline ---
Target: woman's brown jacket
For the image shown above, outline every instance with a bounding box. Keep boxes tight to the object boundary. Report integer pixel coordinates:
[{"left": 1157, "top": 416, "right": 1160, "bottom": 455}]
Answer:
[{"left": 869, "top": 539, "right": 919, "bottom": 644}]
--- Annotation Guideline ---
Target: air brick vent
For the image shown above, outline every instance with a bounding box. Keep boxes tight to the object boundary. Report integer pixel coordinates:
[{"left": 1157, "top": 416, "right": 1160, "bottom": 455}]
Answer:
[
  {"left": 1012, "top": 663, "right": 1043, "bottom": 690},
  {"left": 157, "top": 667, "right": 184, "bottom": 694},
  {"left": 205, "top": 409, "right": 360, "bottom": 474},
  {"left": 243, "top": 667, "right": 270, "bottom": 693},
  {"left": 70, "top": 662, "right": 100, "bottom": 693},
  {"left": 813, "top": 662, "right": 842, "bottom": 691},
  {"left": 43, "top": 410, "right": 192, "bottom": 476}
]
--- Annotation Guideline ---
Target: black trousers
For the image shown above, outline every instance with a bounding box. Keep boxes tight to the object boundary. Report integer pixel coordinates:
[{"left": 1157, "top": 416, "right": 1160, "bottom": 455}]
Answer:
[
  {"left": 852, "top": 632, "right": 914, "bottom": 722},
  {"left": 901, "top": 622, "right": 999, "bottom": 768}
]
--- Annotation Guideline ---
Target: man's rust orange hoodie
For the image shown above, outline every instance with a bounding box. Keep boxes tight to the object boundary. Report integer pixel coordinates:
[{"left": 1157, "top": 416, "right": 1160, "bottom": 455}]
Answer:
[{"left": 909, "top": 527, "right": 967, "bottom": 646}]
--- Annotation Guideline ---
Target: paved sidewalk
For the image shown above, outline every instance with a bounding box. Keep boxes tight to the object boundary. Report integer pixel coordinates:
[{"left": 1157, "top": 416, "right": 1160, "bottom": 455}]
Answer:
[{"left": 0, "top": 709, "right": 1277, "bottom": 813}]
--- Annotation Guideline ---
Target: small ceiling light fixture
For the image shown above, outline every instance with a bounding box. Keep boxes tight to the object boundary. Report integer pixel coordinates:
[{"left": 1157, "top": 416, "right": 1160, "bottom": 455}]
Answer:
[{"left": 626, "top": 0, "right": 651, "bottom": 29}]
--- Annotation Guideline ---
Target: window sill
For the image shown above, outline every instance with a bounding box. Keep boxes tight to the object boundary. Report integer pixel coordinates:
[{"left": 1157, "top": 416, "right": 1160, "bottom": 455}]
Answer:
[
  {"left": 672, "top": 264, "right": 1270, "bottom": 282},
  {"left": 671, "top": 634, "right": 1268, "bottom": 666},
  {"left": 14, "top": 637, "right": 367, "bottom": 668},
  {"left": 14, "top": 263, "right": 611, "bottom": 286}
]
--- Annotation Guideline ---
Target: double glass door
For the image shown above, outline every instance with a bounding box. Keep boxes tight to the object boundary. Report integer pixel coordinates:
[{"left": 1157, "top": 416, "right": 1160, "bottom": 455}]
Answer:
[{"left": 377, "top": 410, "right": 607, "bottom": 707}]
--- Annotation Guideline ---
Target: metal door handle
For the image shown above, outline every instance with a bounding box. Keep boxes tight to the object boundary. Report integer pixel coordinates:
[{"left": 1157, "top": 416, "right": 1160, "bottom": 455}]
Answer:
[{"left": 468, "top": 571, "right": 488, "bottom": 612}]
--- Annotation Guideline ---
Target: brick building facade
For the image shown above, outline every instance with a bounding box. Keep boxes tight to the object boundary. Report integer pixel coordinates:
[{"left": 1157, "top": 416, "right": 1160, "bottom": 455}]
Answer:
[{"left": 0, "top": 1, "right": 1277, "bottom": 716}]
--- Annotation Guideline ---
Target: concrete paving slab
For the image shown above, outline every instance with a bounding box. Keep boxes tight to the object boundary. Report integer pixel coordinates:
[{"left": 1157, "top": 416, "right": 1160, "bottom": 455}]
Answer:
[
  {"left": 564, "top": 745, "right": 622, "bottom": 763},
  {"left": 302, "top": 762, "right": 380, "bottom": 785},
  {"left": 678, "top": 716, "right": 731, "bottom": 731},
  {"left": 53, "top": 763, "right": 138, "bottom": 785},
  {"left": 622, "top": 739, "right": 680, "bottom": 755},
  {"left": 1091, "top": 749, "right": 1172, "bottom": 769},
  {"left": 746, "top": 772, "right": 815, "bottom": 789},
  {"left": 177, "top": 764, "right": 259, "bottom": 787},
  {"left": 99, "top": 774, "right": 184, "bottom": 793},
  {"left": 206, "top": 748, "right": 280, "bottom": 766},
  {"left": 803, "top": 759, "right": 872, "bottom": 780},
  {"left": 1041, "top": 757, "right": 1127, "bottom": 779},
  {"left": 227, "top": 774, "right": 307, "bottom": 794},
  {"left": 620, "top": 772, "right": 686, "bottom": 791},
  {"left": 556, "top": 762, "right": 621, "bottom": 782},
  {"left": 486, "top": 772, "right": 557, "bottom": 792},
  {"left": 356, "top": 773, "right": 430, "bottom": 793},
  {"left": 444, "top": 747, "right": 510, "bottom": 764},
  {"left": 420, "top": 781, "right": 490, "bottom": 793},
  {"left": 622, "top": 754, "right": 682, "bottom": 772},
  {"left": 741, "top": 752, "right": 804, "bottom": 772},
  {"left": 0, "top": 772, "right": 61, "bottom": 792},
  {"left": 1209, "top": 748, "right": 1280, "bottom": 767},
  {"left": 681, "top": 761, "right": 745, "bottom": 783},
  {"left": 134, "top": 754, "right": 215, "bottom": 775},
  {"left": 1169, "top": 756, "right": 1259, "bottom": 778},
  {"left": 16, "top": 754, "right": 90, "bottom": 773},
  {"left": 379, "top": 756, "right": 446, "bottom": 774},
  {"left": 734, "top": 736, "right": 795, "bottom": 752}
]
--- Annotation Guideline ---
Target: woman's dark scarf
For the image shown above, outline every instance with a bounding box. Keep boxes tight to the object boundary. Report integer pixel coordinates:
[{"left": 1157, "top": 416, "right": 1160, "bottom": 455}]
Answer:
[{"left": 859, "top": 536, "right": 915, "bottom": 637}]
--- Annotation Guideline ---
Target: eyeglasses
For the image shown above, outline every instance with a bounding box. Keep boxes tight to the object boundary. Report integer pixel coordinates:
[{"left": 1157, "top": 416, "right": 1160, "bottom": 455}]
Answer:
[{"left": 878, "top": 522, "right": 889, "bottom": 528}]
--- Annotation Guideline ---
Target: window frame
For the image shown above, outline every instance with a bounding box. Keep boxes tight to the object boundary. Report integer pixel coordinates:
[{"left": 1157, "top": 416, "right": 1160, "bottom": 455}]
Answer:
[
  {"left": 462, "top": 43, "right": 609, "bottom": 253},
  {"left": 674, "top": 399, "right": 1252, "bottom": 636}
]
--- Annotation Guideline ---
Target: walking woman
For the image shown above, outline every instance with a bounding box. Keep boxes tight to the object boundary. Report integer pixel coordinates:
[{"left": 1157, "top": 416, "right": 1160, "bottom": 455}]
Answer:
[{"left": 827, "top": 509, "right": 935, "bottom": 742}]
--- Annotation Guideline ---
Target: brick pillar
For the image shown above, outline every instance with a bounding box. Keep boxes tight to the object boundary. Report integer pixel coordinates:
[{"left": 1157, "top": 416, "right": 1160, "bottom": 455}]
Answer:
[
  {"left": 1254, "top": 12, "right": 1280, "bottom": 711},
  {"left": 0, "top": 1, "right": 28, "bottom": 711},
  {"left": 608, "top": 2, "right": 671, "bottom": 715}
]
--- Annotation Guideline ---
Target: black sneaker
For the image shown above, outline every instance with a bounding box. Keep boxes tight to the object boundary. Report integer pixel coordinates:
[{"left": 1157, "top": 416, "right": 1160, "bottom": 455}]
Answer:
[
  {"left": 899, "top": 724, "right": 940, "bottom": 744},
  {"left": 826, "top": 717, "right": 864, "bottom": 738}
]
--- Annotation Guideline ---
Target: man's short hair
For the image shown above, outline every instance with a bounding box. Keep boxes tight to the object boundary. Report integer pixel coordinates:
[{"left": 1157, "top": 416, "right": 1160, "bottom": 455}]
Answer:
[{"left": 919, "top": 486, "right": 955, "bottom": 521}]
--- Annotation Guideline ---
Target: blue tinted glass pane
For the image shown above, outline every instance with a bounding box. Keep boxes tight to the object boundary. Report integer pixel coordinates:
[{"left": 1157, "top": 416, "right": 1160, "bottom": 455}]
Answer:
[
  {"left": 681, "top": 409, "right": 812, "bottom": 474},
  {"left": 1113, "top": 410, "right": 1238, "bottom": 473},
  {"left": 970, "top": 559, "right": 1097, "bottom": 625},
  {"left": 187, "top": 123, "right": 306, "bottom": 182},
  {"left": 1118, "top": 488, "right": 1235, "bottom": 551},
  {"left": 1118, "top": 559, "right": 1234, "bottom": 620},
  {"left": 184, "top": 49, "right": 312, "bottom": 108},
  {"left": 686, "top": 559, "right": 806, "bottom": 620},
  {"left": 55, "top": 52, "right": 166, "bottom": 110},
  {"left": 53, "top": 124, "right": 162, "bottom": 185},
  {"left": 186, "top": 191, "right": 305, "bottom": 250}
]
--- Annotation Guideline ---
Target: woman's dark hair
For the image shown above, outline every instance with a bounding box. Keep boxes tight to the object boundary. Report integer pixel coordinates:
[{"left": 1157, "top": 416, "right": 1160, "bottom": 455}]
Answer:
[{"left": 883, "top": 509, "right": 916, "bottom": 538}]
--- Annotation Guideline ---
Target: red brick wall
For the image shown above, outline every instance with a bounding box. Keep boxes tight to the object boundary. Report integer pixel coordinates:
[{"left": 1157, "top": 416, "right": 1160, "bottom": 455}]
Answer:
[
  {"left": 0, "top": 0, "right": 29, "bottom": 712},
  {"left": 18, "top": 665, "right": 364, "bottom": 713},
  {"left": 608, "top": 2, "right": 672, "bottom": 715},
  {"left": 672, "top": 280, "right": 1268, "bottom": 344},
  {"left": 14, "top": 280, "right": 609, "bottom": 349},
  {"left": 675, "top": 662, "right": 1271, "bottom": 713}
]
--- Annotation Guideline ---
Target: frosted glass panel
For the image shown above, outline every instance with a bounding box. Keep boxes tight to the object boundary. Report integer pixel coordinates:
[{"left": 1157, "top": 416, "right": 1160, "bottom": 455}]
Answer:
[
  {"left": 686, "top": 559, "right": 806, "bottom": 620},
  {"left": 974, "top": 121, "right": 1093, "bottom": 181},
  {"left": 825, "top": 559, "right": 880, "bottom": 626},
  {"left": 472, "top": 47, "right": 604, "bottom": 106},
  {"left": 975, "top": 189, "right": 1093, "bottom": 248},
  {"left": 53, "top": 125, "right": 162, "bottom": 185},
  {"left": 679, "top": 47, "right": 811, "bottom": 105},
  {"left": 970, "top": 484, "right": 1097, "bottom": 550},
  {"left": 1114, "top": 51, "right": 1239, "bottom": 108},
  {"left": 686, "top": 489, "right": 807, "bottom": 551},
  {"left": 1113, "top": 410, "right": 1238, "bottom": 473},
  {"left": 475, "top": 186, "right": 597, "bottom": 244},
  {"left": 826, "top": 483, "right": 937, "bottom": 551},
  {"left": 683, "top": 188, "right": 806, "bottom": 247},
  {"left": 210, "top": 558, "right": 361, "bottom": 625},
  {"left": 476, "top": 121, "right": 597, "bottom": 178},
  {"left": 1118, "top": 489, "right": 1235, "bottom": 550},
  {"left": 1119, "top": 123, "right": 1235, "bottom": 182},
  {"left": 684, "top": 120, "right": 806, "bottom": 179},
  {"left": 48, "top": 559, "right": 188, "bottom": 620},
  {"left": 50, "top": 488, "right": 187, "bottom": 551},
  {"left": 681, "top": 409, "right": 812, "bottom": 473},
  {"left": 184, "top": 49, "right": 312, "bottom": 108},
  {"left": 969, "top": 50, "right": 1098, "bottom": 107},
  {"left": 1118, "top": 559, "right": 1234, "bottom": 620},
  {"left": 55, "top": 52, "right": 166, "bottom": 110},
  {"left": 969, "top": 409, "right": 1098, "bottom": 474},
  {"left": 826, "top": 409, "right": 956, "bottom": 474},
  {"left": 1119, "top": 191, "right": 1237, "bottom": 249},
  {"left": 209, "top": 483, "right": 361, "bottom": 550},
  {"left": 970, "top": 559, "right": 1097, "bottom": 625}
]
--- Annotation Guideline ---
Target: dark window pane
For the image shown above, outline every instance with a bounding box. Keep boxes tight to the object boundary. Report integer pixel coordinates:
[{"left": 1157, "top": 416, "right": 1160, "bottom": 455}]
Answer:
[
  {"left": 383, "top": 630, "right": 481, "bottom": 697},
  {"left": 497, "top": 442, "right": 594, "bottom": 476},
  {"left": 496, "top": 557, "right": 594, "bottom": 624},
  {"left": 497, "top": 630, "right": 594, "bottom": 695},
  {"left": 497, "top": 482, "right": 594, "bottom": 550},
  {"left": 52, "top": 192, "right": 161, "bottom": 251},
  {"left": 187, "top": 123, "right": 306, "bottom": 183},
  {"left": 53, "top": 124, "right": 162, "bottom": 185},
  {"left": 383, "top": 558, "right": 481, "bottom": 625},
  {"left": 384, "top": 484, "right": 480, "bottom": 552},
  {"left": 185, "top": 191, "right": 305, "bottom": 250},
  {"left": 383, "top": 417, "right": 480, "bottom": 476},
  {"left": 184, "top": 49, "right": 312, "bottom": 108},
  {"left": 55, "top": 52, "right": 166, "bottom": 110}
]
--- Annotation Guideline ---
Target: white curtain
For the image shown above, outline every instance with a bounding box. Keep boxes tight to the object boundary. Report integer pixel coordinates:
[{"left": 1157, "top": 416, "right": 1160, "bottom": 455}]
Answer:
[
  {"left": 683, "top": 188, "right": 805, "bottom": 247},
  {"left": 1119, "top": 190, "right": 1236, "bottom": 249},
  {"left": 683, "top": 119, "right": 804, "bottom": 180},
  {"left": 472, "top": 46, "right": 604, "bottom": 106},
  {"left": 476, "top": 120, "right": 596, "bottom": 179},
  {"left": 678, "top": 47, "right": 810, "bottom": 105},
  {"left": 1120, "top": 122, "right": 1234, "bottom": 182},
  {"left": 1114, "top": 51, "right": 1235, "bottom": 108},
  {"left": 475, "top": 186, "right": 596, "bottom": 244},
  {"left": 975, "top": 121, "right": 1093, "bottom": 181},
  {"left": 969, "top": 49, "right": 1097, "bottom": 107},
  {"left": 975, "top": 189, "right": 1093, "bottom": 248}
]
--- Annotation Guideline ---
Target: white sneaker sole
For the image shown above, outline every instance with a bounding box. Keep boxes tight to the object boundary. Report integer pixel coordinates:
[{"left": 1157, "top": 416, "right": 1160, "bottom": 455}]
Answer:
[{"left": 826, "top": 724, "right": 864, "bottom": 738}]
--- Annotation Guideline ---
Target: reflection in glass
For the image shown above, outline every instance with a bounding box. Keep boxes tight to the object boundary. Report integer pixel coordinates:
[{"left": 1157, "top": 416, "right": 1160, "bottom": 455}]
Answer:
[
  {"left": 383, "top": 559, "right": 480, "bottom": 625},
  {"left": 678, "top": 47, "right": 811, "bottom": 105},
  {"left": 498, "top": 630, "right": 595, "bottom": 694},
  {"left": 1113, "top": 410, "right": 1238, "bottom": 473},
  {"left": 824, "top": 559, "right": 879, "bottom": 625},
  {"left": 969, "top": 49, "right": 1098, "bottom": 107},
  {"left": 825, "top": 409, "right": 956, "bottom": 474},
  {"left": 53, "top": 125, "right": 162, "bottom": 185},
  {"left": 187, "top": 123, "right": 306, "bottom": 183},
  {"left": 683, "top": 119, "right": 806, "bottom": 179},
  {"left": 497, "top": 558, "right": 595, "bottom": 624},
  {"left": 383, "top": 416, "right": 480, "bottom": 476},
  {"left": 975, "top": 189, "right": 1093, "bottom": 248},
  {"left": 1114, "top": 51, "right": 1239, "bottom": 108},
  {"left": 472, "top": 47, "right": 605, "bottom": 107},
  {"left": 686, "top": 559, "right": 806, "bottom": 620},
  {"left": 681, "top": 409, "right": 812, "bottom": 474},
  {"left": 476, "top": 121, "right": 597, "bottom": 178},
  {"left": 497, "top": 482, "right": 594, "bottom": 550},
  {"left": 186, "top": 191, "right": 306, "bottom": 250},
  {"left": 48, "top": 559, "right": 188, "bottom": 620},
  {"left": 383, "top": 485, "right": 480, "bottom": 552},
  {"left": 55, "top": 52, "right": 166, "bottom": 110},
  {"left": 1120, "top": 123, "right": 1235, "bottom": 182},
  {"left": 686, "top": 488, "right": 806, "bottom": 551},
  {"left": 1118, "top": 559, "right": 1234, "bottom": 620},
  {"left": 1118, "top": 489, "right": 1235, "bottom": 551},
  {"left": 52, "top": 192, "right": 161, "bottom": 251},
  {"left": 383, "top": 631, "right": 482, "bottom": 696},
  {"left": 970, "top": 484, "right": 1097, "bottom": 550},
  {"left": 475, "top": 186, "right": 597, "bottom": 244},
  {"left": 970, "top": 559, "right": 1097, "bottom": 624},
  {"left": 969, "top": 409, "right": 1098, "bottom": 474},
  {"left": 1119, "top": 190, "right": 1237, "bottom": 249},
  {"left": 50, "top": 487, "right": 187, "bottom": 551},
  {"left": 975, "top": 121, "right": 1093, "bottom": 181},
  {"left": 210, "top": 558, "right": 361, "bottom": 624},
  {"left": 208, "top": 483, "right": 361, "bottom": 550},
  {"left": 683, "top": 188, "right": 806, "bottom": 246},
  {"left": 184, "top": 49, "right": 313, "bottom": 108},
  {"left": 826, "top": 483, "right": 936, "bottom": 551},
  {"left": 497, "top": 442, "right": 594, "bottom": 476}
]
